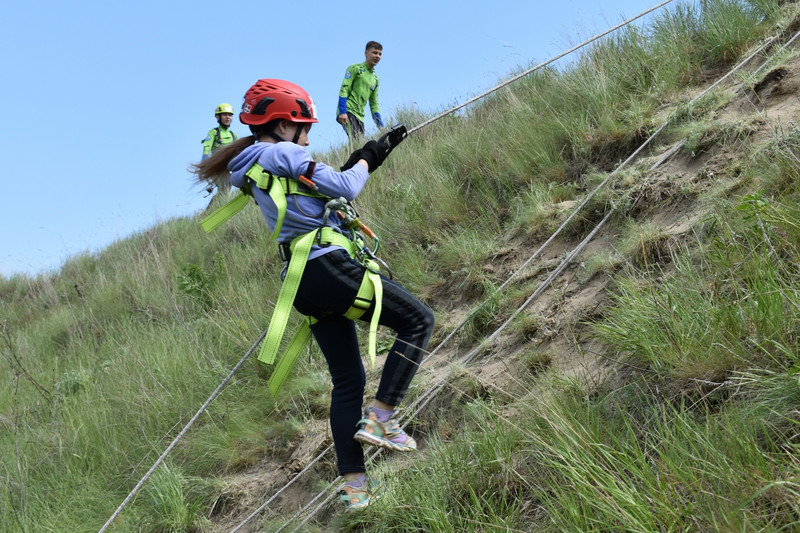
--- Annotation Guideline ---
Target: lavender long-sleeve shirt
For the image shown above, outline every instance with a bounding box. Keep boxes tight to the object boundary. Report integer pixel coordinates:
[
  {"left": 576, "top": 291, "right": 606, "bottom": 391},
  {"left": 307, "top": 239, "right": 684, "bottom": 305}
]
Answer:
[{"left": 229, "top": 141, "right": 369, "bottom": 260}]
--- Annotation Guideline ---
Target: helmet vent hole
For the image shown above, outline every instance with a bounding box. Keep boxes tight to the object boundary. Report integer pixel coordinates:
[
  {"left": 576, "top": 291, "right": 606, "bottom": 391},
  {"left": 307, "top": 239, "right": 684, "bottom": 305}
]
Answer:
[
  {"left": 252, "top": 97, "right": 274, "bottom": 116},
  {"left": 296, "top": 99, "right": 312, "bottom": 118}
]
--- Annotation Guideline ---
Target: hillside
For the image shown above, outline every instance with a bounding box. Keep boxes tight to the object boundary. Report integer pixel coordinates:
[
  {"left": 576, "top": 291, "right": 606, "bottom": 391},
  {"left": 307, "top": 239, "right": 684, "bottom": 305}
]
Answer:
[
  {"left": 211, "top": 13, "right": 800, "bottom": 532},
  {"left": 3, "top": 2, "right": 800, "bottom": 532}
]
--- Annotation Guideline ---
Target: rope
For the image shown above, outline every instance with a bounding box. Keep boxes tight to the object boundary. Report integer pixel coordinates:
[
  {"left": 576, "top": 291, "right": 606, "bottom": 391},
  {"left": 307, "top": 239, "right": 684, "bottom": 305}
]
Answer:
[
  {"left": 242, "top": 21, "right": 794, "bottom": 533},
  {"left": 97, "top": 328, "right": 269, "bottom": 533},
  {"left": 224, "top": 4, "right": 679, "bottom": 528},
  {"left": 353, "top": 0, "right": 681, "bottom": 366},
  {"left": 99, "top": 3, "right": 790, "bottom": 530},
  {"left": 278, "top": 213, "right": 615, "bottom": 533},
  {"left": 402, "top": 26, "right": 789, "bottom": 421},
  {"left": 406, "top": 0, "right": 676, "bottom": 136},
  {"left": 227, "top": 443, "right": 335, "bottom": 533}
]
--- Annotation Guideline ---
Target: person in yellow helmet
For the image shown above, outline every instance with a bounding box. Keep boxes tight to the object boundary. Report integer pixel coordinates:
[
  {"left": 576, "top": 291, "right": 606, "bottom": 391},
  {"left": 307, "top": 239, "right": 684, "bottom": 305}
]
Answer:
[
  {"left": 201, "top": 103, "right": 239, "bottom": 193},
  {"left": 202, "top": 103, "right": 239, "bottom": 161}
]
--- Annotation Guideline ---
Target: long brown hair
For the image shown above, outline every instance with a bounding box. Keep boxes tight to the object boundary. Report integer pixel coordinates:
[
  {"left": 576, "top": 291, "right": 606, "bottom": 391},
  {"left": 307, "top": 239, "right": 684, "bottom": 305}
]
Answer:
[
  {"left": 189, "top": 135, "right": 256, "bottom": 189},
  {"left": 190, "top": 118, "right": 284, "bottom": 189}
]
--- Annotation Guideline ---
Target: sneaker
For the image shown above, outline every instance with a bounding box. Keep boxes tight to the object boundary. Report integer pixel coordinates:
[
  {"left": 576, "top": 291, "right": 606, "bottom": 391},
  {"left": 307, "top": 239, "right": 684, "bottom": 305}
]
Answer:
[
  {"left": 338, "top": 478, "right": 379, "bottom": 512},
  {"left": 353, "top": 410, "right": 417, "bottom": 452}
]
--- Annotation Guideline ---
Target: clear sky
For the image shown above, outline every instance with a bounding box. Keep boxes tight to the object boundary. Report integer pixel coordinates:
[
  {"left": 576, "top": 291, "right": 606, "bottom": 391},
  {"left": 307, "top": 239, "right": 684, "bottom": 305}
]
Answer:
[{"left": 0, "top": 0, "right": 669, "bottom": 277}]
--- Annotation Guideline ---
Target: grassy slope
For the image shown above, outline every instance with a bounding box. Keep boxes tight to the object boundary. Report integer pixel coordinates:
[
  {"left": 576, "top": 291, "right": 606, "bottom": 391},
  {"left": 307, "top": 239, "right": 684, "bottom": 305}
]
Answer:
[{"left": 3, "top": 1, "right": 800, "bottom": 531}]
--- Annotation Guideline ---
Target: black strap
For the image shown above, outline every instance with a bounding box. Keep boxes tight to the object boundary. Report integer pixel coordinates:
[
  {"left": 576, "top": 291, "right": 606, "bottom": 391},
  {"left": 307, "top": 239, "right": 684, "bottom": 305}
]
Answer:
[
  {"left": 212, "top": 127, "right": 222, "bottom": 149},
  {"left": 291, "top": 124, "right": 303, "bottom": 144},
  {"left": 213, "top": 126, "right": 237, "bottom": 149},
  {"left": 305, "top": 161, "right": 316, "bottom": 179}
]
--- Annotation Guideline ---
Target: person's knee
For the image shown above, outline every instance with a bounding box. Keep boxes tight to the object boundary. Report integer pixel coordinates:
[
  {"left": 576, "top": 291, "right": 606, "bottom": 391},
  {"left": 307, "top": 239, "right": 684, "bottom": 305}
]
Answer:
[
  {"left": 422, "top": 305, "right": 435, "bottom": 331},
  {"left": 331, "top": 369, "right": 366, "bottom": 398},
  {"left": 413, "top": 304, "right": 435, "bottom": 338}
]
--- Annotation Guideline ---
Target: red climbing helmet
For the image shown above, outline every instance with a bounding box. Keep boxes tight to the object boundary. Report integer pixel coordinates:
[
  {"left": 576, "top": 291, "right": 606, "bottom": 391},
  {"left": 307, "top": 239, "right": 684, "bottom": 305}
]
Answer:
[{"left": 240, "top": 79, "right": 318, "bottom": 126}]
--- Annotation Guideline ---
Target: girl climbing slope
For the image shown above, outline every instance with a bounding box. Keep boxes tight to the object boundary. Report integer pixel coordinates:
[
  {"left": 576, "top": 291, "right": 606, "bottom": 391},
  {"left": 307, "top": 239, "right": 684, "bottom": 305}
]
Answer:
[{"left": 191, "top": 79, "right": 434, "bottom": 511}]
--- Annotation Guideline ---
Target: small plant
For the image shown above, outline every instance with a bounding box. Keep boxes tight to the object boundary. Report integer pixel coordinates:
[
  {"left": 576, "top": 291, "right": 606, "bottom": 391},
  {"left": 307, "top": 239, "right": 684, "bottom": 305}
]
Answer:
[
  {"left": 54, "top": 369, "right": 88, "bottom": 397},
  {"left": 519, "top": 348, "right": 553, "bottom": 375},
  {"left": 138, "top": 466, "right": 210, "bottom": 532},
  {"left": 177, "top": 263, "right": 214, "bottom": 308}
]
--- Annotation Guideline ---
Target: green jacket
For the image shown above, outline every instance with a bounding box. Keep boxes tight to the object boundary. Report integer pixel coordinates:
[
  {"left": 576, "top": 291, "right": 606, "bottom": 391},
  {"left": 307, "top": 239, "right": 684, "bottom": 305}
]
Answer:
[
  {"left": 201, "top": 126, "right": 238, "bottom": 159},
  {"left": 338, "top": 61, "right": 381, "bottom": 124}
]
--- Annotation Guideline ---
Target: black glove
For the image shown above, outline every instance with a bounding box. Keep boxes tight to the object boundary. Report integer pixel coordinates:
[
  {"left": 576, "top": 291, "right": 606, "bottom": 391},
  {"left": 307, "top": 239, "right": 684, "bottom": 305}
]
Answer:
[
  {"left": 340, "top": 148, "right": 363, "bottom": 171},
  {"left": 359, "top": 140, "right": 390, "bottom": 172}
]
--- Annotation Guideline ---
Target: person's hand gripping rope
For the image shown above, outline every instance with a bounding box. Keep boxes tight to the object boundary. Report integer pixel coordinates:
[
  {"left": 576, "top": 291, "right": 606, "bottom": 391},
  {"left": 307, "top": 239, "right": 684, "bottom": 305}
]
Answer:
[{"left": 340, "top": 124, "right": 408, "bottom": 172}]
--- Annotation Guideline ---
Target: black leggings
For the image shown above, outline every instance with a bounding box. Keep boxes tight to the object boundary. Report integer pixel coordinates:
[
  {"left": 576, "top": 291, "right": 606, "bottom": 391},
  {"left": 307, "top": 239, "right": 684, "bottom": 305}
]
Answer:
[{"left": 292, "top": 249, "right": 435, "bottom": 475}]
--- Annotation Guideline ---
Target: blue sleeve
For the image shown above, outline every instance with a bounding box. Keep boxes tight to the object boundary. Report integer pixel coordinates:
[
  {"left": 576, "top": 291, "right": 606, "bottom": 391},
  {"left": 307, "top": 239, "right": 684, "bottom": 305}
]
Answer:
[{"left": 338, "top": 96, "right": 348, "bottom": 115}]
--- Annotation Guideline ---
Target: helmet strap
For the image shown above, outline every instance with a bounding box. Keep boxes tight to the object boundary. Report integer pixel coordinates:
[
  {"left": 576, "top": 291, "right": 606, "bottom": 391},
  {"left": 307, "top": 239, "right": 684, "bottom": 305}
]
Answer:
[
  {"left": 270, "top": 123, "right": 302, "bottom": 144},
  {"left": 291, "top": 125, "right": 303, "bottom": 144},
  {"left": 269, "top": 131, "right": 285, "bottom": 143},
  {"left": 251, "top": 121, "right": 302, "bottom": 144}
]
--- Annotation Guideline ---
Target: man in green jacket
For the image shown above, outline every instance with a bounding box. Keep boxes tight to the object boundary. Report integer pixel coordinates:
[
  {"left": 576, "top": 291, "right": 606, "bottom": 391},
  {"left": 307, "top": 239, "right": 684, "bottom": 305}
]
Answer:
[{"left": 337, "top": 41, "right": 385, "bottom": 140}]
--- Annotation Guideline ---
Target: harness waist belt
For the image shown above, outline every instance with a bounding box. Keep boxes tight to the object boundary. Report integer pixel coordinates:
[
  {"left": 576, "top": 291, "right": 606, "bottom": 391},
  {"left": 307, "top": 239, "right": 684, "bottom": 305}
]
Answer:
[{"left": 262, "top": 226, "right": 383, "bottom": 395}]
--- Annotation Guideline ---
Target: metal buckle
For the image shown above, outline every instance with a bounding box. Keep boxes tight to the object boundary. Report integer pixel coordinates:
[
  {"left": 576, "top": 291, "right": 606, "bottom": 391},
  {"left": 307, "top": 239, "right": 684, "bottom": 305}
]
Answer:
[{"left": 278, "top": 242, "right": 291, "bottom": 262}]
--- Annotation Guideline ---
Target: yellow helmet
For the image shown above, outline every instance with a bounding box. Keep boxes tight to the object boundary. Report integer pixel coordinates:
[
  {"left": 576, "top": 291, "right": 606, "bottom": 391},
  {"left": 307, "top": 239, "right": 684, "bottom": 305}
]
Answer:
[{"left": 215, "top": 103, "right": 234, "bottom": 115}]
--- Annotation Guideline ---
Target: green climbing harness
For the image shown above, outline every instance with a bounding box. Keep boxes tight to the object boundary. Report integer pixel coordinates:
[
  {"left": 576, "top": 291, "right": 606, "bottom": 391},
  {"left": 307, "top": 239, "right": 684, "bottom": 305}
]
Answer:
[
  {"left": 264, "top": 226, "right": 383, "bottom": 395},
  {"left": 201, "top": 163, "right": 385, "bottom": 395}
]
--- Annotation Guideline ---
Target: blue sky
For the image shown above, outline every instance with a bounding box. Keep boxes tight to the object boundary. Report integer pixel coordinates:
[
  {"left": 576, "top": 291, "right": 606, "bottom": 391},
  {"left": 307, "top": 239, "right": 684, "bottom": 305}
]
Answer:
[{"left": 0, "top": 0, "right": 668, "bottom": 277}]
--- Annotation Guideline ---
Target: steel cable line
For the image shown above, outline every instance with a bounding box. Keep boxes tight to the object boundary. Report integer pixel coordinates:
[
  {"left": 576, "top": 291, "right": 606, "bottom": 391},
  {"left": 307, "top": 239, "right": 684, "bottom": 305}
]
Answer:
[
  {"left": 406, "top": 0, "right": 676, "bottom": 136},
  {"left": 351, "top": 0, "right": 676, "bottom": 242},
  {"left": 244, "top": 23, "right": 793, "bottom": 533},
  {"left": 397, "top": 26, "right": 791, "bottom": 431},
  {"left": 97, "top": 329, "right": 269, "bottom": 533},
  {"left": 276, "top": 211, "right": 614, "bottom": 533},
  {"left": 101, "top": 2, "right": 787, "bottom": 530},
  {"left": 228, "top": 2, "right": 703, "bottom": 530}
]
